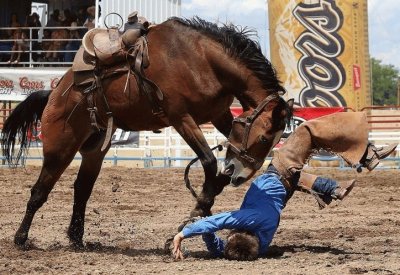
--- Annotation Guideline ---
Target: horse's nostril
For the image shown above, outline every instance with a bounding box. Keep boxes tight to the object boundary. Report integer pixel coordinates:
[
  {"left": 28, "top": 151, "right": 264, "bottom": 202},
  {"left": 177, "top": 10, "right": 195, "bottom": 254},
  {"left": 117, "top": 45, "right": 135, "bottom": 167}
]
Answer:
[{"left": 222, "top": 162, "right": 234, "bottom": 176}]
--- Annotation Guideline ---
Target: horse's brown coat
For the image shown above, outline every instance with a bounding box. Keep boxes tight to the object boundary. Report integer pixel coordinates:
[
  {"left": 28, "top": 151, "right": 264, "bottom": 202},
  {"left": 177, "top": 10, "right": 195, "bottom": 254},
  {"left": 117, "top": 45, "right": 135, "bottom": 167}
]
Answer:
[{"left": 2, "top": 18, "right": 290, "bottom": 246}]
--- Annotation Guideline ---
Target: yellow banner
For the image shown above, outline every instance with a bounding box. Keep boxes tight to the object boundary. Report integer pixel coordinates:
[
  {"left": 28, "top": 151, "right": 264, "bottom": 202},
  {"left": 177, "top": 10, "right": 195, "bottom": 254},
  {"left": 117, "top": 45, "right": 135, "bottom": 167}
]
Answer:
[{"left": 268, "top": 0, "right": 371, "bottom": 110}]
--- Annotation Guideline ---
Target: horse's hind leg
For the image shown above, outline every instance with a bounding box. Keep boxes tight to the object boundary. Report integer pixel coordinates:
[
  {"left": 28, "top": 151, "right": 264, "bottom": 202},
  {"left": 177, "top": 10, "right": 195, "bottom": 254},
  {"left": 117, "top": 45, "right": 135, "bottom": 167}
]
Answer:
[
  {"left": 14, "top": 143, "right": 79, "bottom": 246},
  {"left": 68, "top": 132, "right": 109, "bottom": 247}
]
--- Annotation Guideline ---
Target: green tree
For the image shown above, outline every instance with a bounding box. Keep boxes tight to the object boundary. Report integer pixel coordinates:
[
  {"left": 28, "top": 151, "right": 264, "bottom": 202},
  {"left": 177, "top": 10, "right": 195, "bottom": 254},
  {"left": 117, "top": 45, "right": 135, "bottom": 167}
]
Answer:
[{"left": 371, "top": 58, "right": 399, "bottom": 105}]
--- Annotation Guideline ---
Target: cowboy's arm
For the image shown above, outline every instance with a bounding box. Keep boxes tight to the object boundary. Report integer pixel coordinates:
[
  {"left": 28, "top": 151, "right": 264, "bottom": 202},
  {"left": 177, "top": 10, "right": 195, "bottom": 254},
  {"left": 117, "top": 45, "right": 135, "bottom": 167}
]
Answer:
[
  {"left": 173, "top": 210, "right": 260, "bottom": 259},
  {"left": 174, "top": 212, "right": 234, "bottom": 259},
  {"left": 173, "top": 232, "right": 224, "bottom": 259},
  {"left": 182, "top": 210, "right": 259, "bottom": 237}
]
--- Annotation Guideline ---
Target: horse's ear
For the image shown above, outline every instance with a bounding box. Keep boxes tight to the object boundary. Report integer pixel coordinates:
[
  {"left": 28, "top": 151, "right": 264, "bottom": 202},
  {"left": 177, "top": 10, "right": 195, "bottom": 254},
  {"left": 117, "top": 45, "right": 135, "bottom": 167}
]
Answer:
[{"left": 286, "top": 98, "right": 295, "bottom": 109}]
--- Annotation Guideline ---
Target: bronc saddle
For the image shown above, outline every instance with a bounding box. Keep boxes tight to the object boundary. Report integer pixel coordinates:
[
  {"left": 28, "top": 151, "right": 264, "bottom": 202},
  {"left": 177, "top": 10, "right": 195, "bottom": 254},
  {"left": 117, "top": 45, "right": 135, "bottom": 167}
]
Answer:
[
  {"left": 71, "top": 16, "right": 163, "bottom": 150},
  {"left": 72, "top": 23, "right": 149, "bottom": 86}
]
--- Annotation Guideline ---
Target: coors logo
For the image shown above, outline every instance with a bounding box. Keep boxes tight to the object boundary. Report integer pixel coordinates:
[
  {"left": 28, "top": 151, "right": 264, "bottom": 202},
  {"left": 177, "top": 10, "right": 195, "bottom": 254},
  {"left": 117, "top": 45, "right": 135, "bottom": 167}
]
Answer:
[
  {"left": 293, "top": 0, "right": 346, "bottom": 107},
  {"left": 19, "top": 76, "right": 45, "bottom": 95},
  {"left": 0, "top": 79, "right": 14, "bottom": 95}
]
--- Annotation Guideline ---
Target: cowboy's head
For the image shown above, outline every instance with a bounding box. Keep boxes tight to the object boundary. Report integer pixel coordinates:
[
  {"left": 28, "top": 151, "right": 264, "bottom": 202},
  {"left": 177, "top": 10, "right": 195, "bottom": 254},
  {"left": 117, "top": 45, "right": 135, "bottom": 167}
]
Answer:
[{"left": 224, "top": 230, "right": 259, "bottom": 261}]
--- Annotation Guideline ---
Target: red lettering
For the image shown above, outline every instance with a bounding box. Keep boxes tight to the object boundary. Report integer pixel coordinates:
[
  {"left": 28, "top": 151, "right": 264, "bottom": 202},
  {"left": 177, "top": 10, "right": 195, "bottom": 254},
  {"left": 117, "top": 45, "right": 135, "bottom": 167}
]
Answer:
[
  {"left": 19, "top": 77, "right": 45, "bottom": 90},
  {"left": 0, "top": 79, "right": 14, "bottom": 88}
]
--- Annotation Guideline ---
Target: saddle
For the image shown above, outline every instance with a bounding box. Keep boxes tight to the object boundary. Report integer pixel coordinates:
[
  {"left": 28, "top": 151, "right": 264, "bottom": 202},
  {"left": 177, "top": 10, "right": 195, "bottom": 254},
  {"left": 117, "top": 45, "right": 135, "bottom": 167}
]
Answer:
[
  {"left": 70, "top": 16, "right": 164, "bottom": 151},
  {"left": 74, "top": 26, "right": 149, "bottom": 79}
]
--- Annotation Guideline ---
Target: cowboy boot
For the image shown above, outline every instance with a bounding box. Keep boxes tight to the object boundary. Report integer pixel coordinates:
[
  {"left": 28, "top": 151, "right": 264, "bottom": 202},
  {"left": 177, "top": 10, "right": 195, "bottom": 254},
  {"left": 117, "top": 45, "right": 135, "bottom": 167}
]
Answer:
[
  {"left": 297, "top": 172, "right": 327, "bottom": 208},
  {"left": 331, "top": 179, "right": 356, "bottom": 200},
  {"left": 361, "top": 143, "right": 398, "bottom": 171},
  {"left": 297, "top": 172, "right": 356, "bottom": 209}
]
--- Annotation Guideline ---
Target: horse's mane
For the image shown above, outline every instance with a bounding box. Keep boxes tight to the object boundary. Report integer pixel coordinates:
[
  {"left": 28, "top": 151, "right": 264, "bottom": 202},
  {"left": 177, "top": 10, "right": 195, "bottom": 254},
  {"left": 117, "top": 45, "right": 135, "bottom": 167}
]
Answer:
[{"left": 169, "top": 17, "right": 284, "bottom": 93}]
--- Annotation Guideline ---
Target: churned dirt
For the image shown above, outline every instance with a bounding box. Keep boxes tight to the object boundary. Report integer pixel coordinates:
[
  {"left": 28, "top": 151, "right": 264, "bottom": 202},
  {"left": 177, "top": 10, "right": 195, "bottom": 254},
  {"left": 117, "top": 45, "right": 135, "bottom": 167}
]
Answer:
[{"left": 0, "top": 166, "right": 399, "bottom": 274}]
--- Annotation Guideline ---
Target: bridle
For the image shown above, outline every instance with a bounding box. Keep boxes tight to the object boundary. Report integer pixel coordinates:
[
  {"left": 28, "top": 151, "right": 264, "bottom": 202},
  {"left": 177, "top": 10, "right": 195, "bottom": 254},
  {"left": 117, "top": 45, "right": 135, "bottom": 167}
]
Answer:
[{"left": 225, "top": 93, "right": 280, "bottom": 170}]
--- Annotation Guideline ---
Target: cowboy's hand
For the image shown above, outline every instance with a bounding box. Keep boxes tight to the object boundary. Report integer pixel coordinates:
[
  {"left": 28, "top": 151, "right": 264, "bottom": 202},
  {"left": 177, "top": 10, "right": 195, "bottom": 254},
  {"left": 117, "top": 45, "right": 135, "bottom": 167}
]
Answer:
[{"left": 172, "top": 231, "right": 185, "bottom": 260}]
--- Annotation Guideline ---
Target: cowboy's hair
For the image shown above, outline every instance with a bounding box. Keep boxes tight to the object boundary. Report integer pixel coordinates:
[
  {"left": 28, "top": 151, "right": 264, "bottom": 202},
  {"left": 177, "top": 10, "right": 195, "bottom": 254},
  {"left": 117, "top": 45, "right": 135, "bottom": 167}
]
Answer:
[{"left": 224, "top": 230, "right": 259, "bottom": 261}]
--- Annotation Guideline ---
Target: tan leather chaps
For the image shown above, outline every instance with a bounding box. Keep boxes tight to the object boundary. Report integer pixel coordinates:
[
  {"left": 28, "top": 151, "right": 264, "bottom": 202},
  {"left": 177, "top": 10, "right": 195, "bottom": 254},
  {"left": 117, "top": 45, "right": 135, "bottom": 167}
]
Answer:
[{"left": 271, "top": 112, "right": 369, "bottom": 180}]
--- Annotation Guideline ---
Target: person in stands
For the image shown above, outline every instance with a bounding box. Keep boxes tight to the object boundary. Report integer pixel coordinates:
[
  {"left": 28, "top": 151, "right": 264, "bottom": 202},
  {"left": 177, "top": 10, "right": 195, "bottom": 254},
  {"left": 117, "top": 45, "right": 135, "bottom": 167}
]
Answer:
[{"left": 7, "top": 27, "right": 28, "bottom": 65}]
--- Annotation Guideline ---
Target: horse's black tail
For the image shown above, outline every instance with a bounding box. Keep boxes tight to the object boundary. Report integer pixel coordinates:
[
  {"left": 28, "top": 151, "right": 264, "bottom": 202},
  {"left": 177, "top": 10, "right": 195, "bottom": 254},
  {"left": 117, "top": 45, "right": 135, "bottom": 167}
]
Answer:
[{"left": 1, "top": 90, "right": 51, "bottom": 166}]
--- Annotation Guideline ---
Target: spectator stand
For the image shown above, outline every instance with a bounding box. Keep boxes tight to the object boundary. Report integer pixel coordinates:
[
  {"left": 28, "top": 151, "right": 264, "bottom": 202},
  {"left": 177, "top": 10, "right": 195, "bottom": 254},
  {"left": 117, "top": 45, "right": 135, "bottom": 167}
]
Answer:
[{"left": 0, "top": 26, "right": 87, "bottom": 67}]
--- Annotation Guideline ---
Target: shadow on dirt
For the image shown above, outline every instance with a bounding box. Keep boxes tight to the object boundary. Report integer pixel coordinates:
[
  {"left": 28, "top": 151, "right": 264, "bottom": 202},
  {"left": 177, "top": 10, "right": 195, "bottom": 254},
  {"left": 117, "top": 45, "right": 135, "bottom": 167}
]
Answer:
[
  {"left": 262, "top": 244, "right": 370, "bottom": 259},
  {"left": 5, "top": 239, "right": 370, "bottom": 259},
  {"left": 2, "top": 240, "right": 168, "bottom": 258}
]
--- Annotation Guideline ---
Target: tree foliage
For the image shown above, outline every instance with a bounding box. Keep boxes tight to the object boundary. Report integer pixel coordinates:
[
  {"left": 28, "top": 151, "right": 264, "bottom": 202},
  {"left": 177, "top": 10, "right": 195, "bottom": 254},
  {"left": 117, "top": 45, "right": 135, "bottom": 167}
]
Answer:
[{"left": 371, "top": 58, "right": 399, "bottom": 105}]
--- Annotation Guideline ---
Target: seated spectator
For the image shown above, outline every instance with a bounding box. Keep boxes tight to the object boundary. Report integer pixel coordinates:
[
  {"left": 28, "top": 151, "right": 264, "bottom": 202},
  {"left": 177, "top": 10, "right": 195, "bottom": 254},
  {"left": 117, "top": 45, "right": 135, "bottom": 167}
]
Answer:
[
  {"left": 26, "top": 13, "right": 42, "bottom": 62},
  {"left": 64, "top": 21, "right": 81, "bottom": 62},
  {"left": 83, "top": 6, "right": 96, "bottom": 30},
  {"left": 8, "top": 13, "right": 21, "bottom": 38},
  {"left": 46, "top": 9, "right": 61, "bottom": 33},
  {"left": 44, "top": 28, "right": 69, "bottom": 62},
  {"left": 7, "top": 28, "right": 28, "bottom": 65}
]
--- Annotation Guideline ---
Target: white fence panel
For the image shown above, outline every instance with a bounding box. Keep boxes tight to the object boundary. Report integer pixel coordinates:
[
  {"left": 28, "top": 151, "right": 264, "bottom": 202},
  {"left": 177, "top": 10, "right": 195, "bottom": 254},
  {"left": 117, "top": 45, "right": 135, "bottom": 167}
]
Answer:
[{"left": 100, "top": 0, "right": 181, "bottom": 27}]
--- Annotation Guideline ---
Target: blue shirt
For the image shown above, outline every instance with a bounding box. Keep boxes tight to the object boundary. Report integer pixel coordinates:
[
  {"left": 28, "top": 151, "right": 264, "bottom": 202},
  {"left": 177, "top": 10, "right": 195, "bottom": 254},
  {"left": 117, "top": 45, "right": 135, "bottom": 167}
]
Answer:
[{"left": 182, "top": 173, "right": 287, "bottom": 256}]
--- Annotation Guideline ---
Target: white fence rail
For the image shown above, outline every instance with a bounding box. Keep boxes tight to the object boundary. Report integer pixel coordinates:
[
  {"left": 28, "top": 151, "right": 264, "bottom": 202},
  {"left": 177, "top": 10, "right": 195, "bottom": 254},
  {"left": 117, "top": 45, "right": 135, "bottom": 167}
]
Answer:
[{"left": 1, "top": 126, "right": 399, "bottom": 169}]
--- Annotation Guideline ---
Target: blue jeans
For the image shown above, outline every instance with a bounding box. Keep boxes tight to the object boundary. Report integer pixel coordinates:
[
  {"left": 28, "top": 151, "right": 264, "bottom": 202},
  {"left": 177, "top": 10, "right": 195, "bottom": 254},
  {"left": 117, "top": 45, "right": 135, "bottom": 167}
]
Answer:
[{"left": 312, "top": 177, "right": 339, "bottom": 204}]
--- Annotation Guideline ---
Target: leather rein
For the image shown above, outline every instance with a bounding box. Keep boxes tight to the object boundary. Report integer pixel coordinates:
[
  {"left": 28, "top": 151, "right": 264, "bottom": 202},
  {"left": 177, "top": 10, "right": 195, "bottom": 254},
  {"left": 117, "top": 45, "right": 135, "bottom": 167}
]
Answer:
[
  {"left": 225, "top": 93, "right": 280, "bottom": 170},
  {"left": 183, "top": 93, "right": 280, "bottom": 198}
]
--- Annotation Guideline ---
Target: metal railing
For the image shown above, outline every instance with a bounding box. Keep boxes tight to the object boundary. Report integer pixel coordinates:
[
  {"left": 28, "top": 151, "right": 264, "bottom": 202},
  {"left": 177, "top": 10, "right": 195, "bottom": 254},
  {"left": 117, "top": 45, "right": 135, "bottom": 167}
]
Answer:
[{"left": 0, "top": 26, "right": 88, "bottom": 67}]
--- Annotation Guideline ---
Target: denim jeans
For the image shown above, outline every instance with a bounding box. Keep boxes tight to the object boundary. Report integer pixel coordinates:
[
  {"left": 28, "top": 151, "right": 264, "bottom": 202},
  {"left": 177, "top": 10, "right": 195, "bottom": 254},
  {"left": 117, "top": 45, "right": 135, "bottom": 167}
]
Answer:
[{"left": 312, "top": 177, "right": 339, "bottom": 204}]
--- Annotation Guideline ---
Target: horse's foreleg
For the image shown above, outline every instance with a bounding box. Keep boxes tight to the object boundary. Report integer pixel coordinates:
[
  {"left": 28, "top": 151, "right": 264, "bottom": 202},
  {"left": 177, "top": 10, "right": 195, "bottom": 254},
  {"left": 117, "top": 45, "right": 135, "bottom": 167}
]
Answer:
[
  {"left": 188, "top": 110, "right": 234, "bottom": 217},
  {"left": 172, "top": 115, "right": 222, "bottom": 217},
  {"left": 14, "top": 147, "right": 78, "bottom": 246},
  {"left": 190, "top": 173, "right": 232, "bottom": 218},
  {"left": 68, "top": 132, "right": 109, "bottom": 247}
]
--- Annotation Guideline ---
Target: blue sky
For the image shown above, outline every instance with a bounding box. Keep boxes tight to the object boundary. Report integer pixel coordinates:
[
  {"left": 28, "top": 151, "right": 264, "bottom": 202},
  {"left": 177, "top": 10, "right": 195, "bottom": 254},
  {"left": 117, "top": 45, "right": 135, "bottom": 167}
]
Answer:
[{"left": 182, "top": 0, "right": 400, "bottom": 69}]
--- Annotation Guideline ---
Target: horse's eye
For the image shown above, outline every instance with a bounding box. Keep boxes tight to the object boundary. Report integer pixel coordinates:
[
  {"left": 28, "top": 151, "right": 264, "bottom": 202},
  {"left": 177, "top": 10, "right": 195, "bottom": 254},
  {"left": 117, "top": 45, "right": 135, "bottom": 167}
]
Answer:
[{"left": 259, "top": 135, "right": 268, "bottom": 143}]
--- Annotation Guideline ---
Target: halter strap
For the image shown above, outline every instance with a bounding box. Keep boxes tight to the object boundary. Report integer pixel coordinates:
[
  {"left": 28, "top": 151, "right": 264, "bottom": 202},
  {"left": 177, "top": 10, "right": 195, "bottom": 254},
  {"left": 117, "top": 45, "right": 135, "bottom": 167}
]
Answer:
[{"left": 226, "top": 93, "right": 280, "bottom": 170}]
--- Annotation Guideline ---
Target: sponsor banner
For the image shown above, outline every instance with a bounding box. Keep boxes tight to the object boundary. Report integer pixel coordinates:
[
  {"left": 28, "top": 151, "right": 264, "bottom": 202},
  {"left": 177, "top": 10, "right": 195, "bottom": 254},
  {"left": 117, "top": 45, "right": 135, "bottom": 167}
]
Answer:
[
  {"left": 27, "top": 125, "right": 140, "bottom": 147},
  {"left": 268, "top": 0, "right": 371, "bottom": 111},
  {"left": 0, "top": 68, "right": 66, "bottom": 101},
  {"left": 111, "top": 129, "right": 139, "bottom": 147}
]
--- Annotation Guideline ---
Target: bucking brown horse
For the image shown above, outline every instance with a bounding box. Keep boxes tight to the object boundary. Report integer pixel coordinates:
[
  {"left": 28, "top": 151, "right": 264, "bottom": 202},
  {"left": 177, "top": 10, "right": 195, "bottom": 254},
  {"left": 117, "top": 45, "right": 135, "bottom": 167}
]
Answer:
[{"left": 1, "top": 17, "right": 292, "bottom": 247}]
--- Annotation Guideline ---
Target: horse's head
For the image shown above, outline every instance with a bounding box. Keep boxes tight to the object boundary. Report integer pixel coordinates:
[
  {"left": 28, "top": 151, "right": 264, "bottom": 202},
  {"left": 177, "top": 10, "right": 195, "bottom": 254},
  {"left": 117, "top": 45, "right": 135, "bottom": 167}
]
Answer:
[{"left": 221, "top": 96, "right": 294, "bottom": 186}]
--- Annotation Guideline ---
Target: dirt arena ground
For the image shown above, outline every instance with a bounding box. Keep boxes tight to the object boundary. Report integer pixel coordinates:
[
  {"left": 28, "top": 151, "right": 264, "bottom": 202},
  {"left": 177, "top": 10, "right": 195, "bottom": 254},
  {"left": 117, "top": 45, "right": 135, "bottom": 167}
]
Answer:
[{"left": 0, "top": 166, "right": 399, "bottom": 274}]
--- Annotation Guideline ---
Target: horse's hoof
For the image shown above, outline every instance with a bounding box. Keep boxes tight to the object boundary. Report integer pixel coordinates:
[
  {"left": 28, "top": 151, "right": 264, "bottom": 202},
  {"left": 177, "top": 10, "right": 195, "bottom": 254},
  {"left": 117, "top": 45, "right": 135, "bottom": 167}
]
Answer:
[
  {"left": 190, "top": 208, "right": 211, "bottom": 218},
  {"left": 14, "top": 233, "right": 28, "bottom": 246},
  {"left": 67, "top": 227, "right": 84, "bottom": 248},
  {"left": 70, "top": 240, "right": 85, "bottom": 250},
  {"left": 68, "top": 235, "right": 84, "bottom": 249}
]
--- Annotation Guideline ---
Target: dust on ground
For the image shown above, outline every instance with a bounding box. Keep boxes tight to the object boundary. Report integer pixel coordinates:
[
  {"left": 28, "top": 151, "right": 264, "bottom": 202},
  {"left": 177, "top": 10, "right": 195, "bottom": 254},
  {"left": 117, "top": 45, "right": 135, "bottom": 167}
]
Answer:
[{"left": 0, "top": 166, "right": 399, "bottom": 274}]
